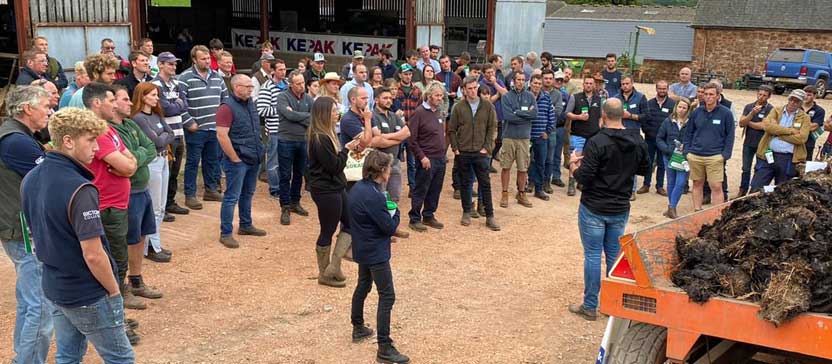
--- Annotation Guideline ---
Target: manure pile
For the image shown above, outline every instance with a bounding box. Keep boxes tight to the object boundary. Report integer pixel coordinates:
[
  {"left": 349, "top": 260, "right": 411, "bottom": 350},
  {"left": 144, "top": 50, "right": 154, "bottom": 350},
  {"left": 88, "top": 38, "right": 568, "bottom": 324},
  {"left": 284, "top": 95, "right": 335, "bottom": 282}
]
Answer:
[{"left": 671, "top": 173, "right": 832, "bottom": 326}]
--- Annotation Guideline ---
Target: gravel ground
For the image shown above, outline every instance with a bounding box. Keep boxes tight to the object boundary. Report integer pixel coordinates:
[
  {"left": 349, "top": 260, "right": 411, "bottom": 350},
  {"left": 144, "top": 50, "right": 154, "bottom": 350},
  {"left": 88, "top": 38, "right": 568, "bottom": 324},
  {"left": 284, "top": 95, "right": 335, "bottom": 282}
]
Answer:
[{"left": 2, "top": 85, "right": 831, "bottom": 364}]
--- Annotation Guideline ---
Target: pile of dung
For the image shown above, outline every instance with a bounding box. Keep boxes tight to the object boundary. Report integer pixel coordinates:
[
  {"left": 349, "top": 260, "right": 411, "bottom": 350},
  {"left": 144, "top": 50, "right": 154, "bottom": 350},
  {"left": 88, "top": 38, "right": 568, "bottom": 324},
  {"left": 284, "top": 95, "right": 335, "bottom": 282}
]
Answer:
[{"left": 671, "top": 172, "right": 832, "bottom": 326}]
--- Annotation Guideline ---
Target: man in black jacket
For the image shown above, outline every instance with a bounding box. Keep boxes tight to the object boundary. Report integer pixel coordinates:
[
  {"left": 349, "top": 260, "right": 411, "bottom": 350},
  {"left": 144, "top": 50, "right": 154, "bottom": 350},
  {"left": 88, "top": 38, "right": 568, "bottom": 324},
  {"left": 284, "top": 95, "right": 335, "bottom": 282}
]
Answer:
[
  {"left": 567, "top": 98, "right": 649, "bottom": 321},
  {"left": 640, "top": 80, "right": 675, "bottom": 196}
]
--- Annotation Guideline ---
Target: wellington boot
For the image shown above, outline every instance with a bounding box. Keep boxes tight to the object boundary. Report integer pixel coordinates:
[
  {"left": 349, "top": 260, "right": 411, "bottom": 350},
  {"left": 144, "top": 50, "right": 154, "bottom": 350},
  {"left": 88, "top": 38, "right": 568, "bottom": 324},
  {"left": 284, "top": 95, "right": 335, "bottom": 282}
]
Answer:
[
  {"left": 316, "top": 245, "right": 345, "bottom": 287},
  {"left": 324, "top": 232, "right": 351, "bottom": 282}
]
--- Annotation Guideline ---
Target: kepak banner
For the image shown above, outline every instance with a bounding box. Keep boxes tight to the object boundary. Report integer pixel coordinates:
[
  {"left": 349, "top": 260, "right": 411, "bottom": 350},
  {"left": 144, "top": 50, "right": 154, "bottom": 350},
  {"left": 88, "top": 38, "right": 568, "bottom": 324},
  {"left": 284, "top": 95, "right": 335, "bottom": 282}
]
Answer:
[{"left": 231, "top": 28, "right": 398, "bottom": 59}]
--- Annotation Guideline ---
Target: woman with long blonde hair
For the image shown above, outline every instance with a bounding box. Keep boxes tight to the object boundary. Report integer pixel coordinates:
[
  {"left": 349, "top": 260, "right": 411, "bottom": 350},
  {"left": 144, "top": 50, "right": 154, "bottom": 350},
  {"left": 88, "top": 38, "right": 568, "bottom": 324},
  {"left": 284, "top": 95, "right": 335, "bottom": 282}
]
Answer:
[
  {"left": 656, "top": 97, "right": 692, "bottom": 218},
  {"left": 306, "top": 96, "right": 371, "bottom": 287}
]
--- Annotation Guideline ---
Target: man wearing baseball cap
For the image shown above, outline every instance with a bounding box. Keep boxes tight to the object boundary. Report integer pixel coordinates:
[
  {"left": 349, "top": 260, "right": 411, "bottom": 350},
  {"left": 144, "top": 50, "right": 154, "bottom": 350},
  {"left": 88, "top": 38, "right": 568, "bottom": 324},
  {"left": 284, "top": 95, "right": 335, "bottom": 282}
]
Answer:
[
  {"left": 304, "top": 52, "right": 327, "bottom": 83},
  {"left": 749, "top": 89, "right": 811, "bottom": 191},
  {"left": 341, "top": 51, "right": 365, "bottom": 81}
]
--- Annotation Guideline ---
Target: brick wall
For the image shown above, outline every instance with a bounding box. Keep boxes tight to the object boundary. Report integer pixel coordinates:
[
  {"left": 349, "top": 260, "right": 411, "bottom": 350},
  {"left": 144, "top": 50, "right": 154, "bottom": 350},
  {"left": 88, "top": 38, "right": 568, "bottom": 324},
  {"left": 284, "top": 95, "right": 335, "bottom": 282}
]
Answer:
[
  {"left": 691, "top": 28, "right": 832, "bottom": 84},
  {"left": 575, "top": 58, "right": 690, "bottom": 85}
]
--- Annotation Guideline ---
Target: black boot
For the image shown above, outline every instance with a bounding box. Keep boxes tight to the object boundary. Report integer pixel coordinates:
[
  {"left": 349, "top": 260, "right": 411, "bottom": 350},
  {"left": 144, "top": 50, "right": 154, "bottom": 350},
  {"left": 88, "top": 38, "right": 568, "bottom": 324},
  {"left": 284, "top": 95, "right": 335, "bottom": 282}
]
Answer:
[{"left": 377, "top": 342, "right": 410, "bottom": 364}]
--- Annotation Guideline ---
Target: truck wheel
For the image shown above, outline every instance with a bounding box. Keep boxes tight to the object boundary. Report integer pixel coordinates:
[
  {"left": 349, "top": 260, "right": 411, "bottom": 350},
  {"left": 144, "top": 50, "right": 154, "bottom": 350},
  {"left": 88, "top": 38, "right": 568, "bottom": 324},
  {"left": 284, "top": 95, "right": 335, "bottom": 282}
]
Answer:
[
  {"left": 815, "top": 78, "right": 827, "bottom": 99},
  {"left": 609, "top": 323, "right": 668, "bottom": 364}
]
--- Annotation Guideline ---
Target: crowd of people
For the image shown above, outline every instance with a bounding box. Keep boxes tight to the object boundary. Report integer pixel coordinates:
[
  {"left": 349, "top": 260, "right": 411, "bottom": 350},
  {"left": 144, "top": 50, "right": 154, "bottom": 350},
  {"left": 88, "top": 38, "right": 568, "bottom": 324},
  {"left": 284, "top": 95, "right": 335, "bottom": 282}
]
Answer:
[{"left": 3, "top": 34, "right": 831, "bottom": 364}]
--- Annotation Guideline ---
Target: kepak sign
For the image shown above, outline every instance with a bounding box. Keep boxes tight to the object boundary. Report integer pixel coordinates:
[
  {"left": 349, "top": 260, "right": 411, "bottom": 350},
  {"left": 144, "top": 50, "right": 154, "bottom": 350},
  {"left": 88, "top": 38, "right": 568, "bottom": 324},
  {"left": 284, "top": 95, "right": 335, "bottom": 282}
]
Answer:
[{"left": 231, "top": 28, "right": 398, "bottom": 59}]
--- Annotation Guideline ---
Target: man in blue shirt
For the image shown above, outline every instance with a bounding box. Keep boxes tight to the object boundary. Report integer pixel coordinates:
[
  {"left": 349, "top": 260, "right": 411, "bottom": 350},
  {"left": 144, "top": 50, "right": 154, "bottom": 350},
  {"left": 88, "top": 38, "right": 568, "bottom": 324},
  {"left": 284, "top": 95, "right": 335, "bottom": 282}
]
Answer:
[
  {"left": 801, "top": 85, "right": 826, "bottom": 160},
  {"left": 736, "top": 85, "right": 774, "bottom": 198},
  {"left": 602, "top": 53, "right": 622, "bottom": 98},
  {"left": 669, "top": 67, "right": 697, "bottom": 101},
  {"left": 0, "top": 86, "right": 52, "bottom": 364},
  {"left": 683, "top": 83, "right": 735, "bottom": 210}
]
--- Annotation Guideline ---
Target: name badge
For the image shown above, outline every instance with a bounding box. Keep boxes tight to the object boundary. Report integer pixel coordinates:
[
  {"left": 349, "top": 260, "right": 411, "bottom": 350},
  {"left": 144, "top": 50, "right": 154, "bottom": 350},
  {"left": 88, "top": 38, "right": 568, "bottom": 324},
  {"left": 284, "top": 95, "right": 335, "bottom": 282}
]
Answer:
[
  {"left": 395, "top": 125, "right": 401, "bottom": 130},
  {"left": 521, "top": 106, "right": 529, "bottom": 111},
  {"left": 630, "top": 104, "right": 637, "bottom": 109},
  {"left": 794, "top": 122, "right": 802, "bottom": 128},
  {"left": 712, "top": 119, "right": 721, "bottom": 125},
  {"left": 809, "top": 111, "right": 816, "bottom": 116},
  {"left": 661, "top": 108, "right": 669, "bottom": 113},
  {"left": 757, "top": 113, "right": 765, "bottom": 118},
  {"left": 438, "top": 118, "right": 444, "bottom": 124},
  {"left": 381, "top": 122, "right": 389, "bottom": 128},
  {"left": 156, "top": 123, "right": 163, "bottom": 128}
]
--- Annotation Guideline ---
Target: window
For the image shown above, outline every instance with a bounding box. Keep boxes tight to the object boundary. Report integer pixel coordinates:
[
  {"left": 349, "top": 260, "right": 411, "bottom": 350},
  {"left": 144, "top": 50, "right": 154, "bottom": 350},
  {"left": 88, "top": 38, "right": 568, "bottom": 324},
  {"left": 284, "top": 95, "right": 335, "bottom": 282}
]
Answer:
[
  {"left": 808, "top": 51, "right": 827, "bottom": 65},
  {"left": 768, "top": 49, "right": 806, "bottom": 62}
]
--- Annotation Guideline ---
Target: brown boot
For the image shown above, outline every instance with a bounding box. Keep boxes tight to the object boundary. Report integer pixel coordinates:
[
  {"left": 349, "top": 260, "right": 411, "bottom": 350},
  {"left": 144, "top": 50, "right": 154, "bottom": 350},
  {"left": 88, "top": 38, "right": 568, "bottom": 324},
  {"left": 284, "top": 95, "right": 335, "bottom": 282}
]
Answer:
[
  {"left": 393, "top": 228, "right": 410, "bottom": 239},
  {"left": 122, "top": 283, "right": 146, "bottom": 310},
  {"left": 323, "top": 232, "right": 351, "bottom": 282},
  {"left": 500, "top": 191, "right": 509, "bottom": 208},
  {"left": 316, "top": 245, "right": 345, "bottom": 287},
  {"left": 668, "top": 207, "right": 678, "bottom": 219},
  {"left": 516, "top": 192, "right": 533, "bottom": 208}
]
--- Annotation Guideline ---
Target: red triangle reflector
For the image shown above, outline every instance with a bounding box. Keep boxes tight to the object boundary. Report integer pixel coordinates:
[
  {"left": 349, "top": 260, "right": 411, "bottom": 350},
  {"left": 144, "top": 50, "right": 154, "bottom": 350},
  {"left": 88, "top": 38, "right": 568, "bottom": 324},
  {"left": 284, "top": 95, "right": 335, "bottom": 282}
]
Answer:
[{"left": 610, "top": 255, "right": 635, "bottom": 280}]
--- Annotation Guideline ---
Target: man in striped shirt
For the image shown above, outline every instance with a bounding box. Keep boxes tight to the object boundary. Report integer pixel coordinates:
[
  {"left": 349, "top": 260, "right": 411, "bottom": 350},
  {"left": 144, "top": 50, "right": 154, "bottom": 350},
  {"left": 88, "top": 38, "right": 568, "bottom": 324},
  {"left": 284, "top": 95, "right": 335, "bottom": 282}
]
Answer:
[
  {"left": 178, "top": 45, "right": 228, "bottom": 210},
  {"left": 256, "top": 59, "right": 288, "bottom": 200}
]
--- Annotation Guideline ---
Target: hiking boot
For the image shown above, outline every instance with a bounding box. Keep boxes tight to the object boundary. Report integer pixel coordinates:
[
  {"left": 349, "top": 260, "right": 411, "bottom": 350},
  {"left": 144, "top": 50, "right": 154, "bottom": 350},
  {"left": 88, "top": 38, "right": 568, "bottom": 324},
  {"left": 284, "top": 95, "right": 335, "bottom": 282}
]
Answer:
[
  {"left": 516, "top": 192, "right": 533, "bottom": 208},
  {"left": 166, "top": 203, "right": 190, "bottom": 215},
  {"left": 393, "top": 228, "right": 410, "bottom": 239},
  {"left": 290, "top": 203, "right": 309, "bottom": 216},
  {"left": 423, "top": 217, "right": 444, "bottom": 229},
  {"left": 280, "top": 207, "right": 291, "bottom": 225},
  {"left": 543, "top": 181, "right": 553, "bottom": 194},
  {"left": 453, "top": 189, "right": 461, "bottom": 200},
  {"left": 469, "top": 206, "right": 480, "bottom": 219},
  {"left": 629, "top": 192, "right": 637, "bottom": 201},
  {"left": 378, "top": 342, "right": 410, "bottom": 364},
  {"left": 568, "top": 303, "right": 597, "bottom": 321},
  {"left": 203, "top": 190, "right": 223, "bottom": 201},
  {"left": 219, "top": 235, "right": 240, "bottom": 249},
  {"left": 352, "top": 324, "right": 374, "bottom": 343},
  {"left": 409, "top": 221, "right": 428, "bottom": 232},
  {"left": 656, "top": 187, "right": 668, "bottom": 196},
  {"left": 460, "top": 212, "right": 472, "bottom": 226},
  {"left": 500, "top": 191, "right": 509, "bottom": 208},
  {"left": 130, "top": 278, "right": 163, "bottom": 299},
  {"left": 184, "top": 196, "right": 203, "bottom": 210},
  {"left": 126, "top": 326, "right": 140, "bottom": 346},
  {"left": 324, "top": 232, "right": 351, "bottom": 282},
  {"left": 122, "top": 290, "right": 146, "bottom": 310},
  {"left": 163, "top": 213, "right": 175, "bottom": 222},
  {"left": 476, "top": 202, "right": 486, "bottom": 217},
  {"left": 486, "top": 216, "right": 501, "bottom": 231},
  {"left": 667, "top": 207, "right": 678, "bottom": 219},
  {"left": 145, "top": 248, "right": 172, "bottom": 263},
  {"left": 567, "top": 178, "right": 576, "bottom": 196},
  {"left": 316, "top": 245, "right": 346, "bottom": 287},
  {"left": 552, "top": 178, "right": 565, "bottom": 188},
  {"left": 534, "top": 190, "right": 549, "bottom": 201},
  {"left": 238, "top": 226, "right": 267, "bottom": 236},
  {"left": 637, "top": 185, "right": 650, "bottom": 194}
]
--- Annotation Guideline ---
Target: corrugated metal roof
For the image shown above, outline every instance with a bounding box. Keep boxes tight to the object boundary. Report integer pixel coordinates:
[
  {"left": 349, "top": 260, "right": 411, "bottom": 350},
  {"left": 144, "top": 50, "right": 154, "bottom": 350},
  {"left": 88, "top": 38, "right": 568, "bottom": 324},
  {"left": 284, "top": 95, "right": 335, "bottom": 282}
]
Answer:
[
  {"left": 692, "top": 0, "right": 832, "bottom": 31},
  {"left": 543, "top": 18, "right": 693, "bottom": 61},
  {"left": 547, "top": 2, "right": 695, "bottom": 23}
]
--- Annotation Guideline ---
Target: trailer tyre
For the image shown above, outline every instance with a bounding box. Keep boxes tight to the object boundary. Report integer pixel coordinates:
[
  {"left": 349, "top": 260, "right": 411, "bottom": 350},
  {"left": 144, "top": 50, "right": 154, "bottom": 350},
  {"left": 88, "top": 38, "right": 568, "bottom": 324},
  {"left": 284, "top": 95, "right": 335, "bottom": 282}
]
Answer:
[{"left": 609, "top": 323, "right": 667, "bottom": 364}]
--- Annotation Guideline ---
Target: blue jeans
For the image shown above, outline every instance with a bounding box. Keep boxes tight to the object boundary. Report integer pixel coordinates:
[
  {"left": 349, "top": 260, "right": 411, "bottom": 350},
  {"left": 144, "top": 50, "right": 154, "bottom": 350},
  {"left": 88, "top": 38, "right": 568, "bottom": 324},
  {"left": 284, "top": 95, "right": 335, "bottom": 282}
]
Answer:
[
  {"left": 184, "top": 129, "right": 220, "bottom": 197},
  {"left": 750, "top": 154, "right": 795, "bottom": 192},
  {"left": 663, "top": 156, "right": 689, "bottom": 209},
  {"left": 546, "top": 127, "right": 565, "bottom": 181},
  {"left": 643, "top": 137, "right": 665, "bottom": 188},
  {"left": 220, "top": 159, "right": 258, "bottom": 236},
  {"left": 739, "top": 144, "right": 758, "bottom": 193},
  {"left": 146, "top": 156, "right": 169, "bottom": 254},
  {"left": 409, "top": 157, "right": 446, "bottom": 223},
  {"left": 277, "top": 139, "right": 307, "bottom": 206},
  {"left": 578, "top": 204, "right": 629, "bottom": 311},
  {"left": 52, "top": 295, "right": 134, "bottom": 364},
  {"left": 2, "top": 240, "right": 53, "bottom": 364},
  {"left": 529, "top": 137, "right": 549, "bottom": 190},
  {"left": 266, "top": 133, "right": 280, "bottom": 197}
]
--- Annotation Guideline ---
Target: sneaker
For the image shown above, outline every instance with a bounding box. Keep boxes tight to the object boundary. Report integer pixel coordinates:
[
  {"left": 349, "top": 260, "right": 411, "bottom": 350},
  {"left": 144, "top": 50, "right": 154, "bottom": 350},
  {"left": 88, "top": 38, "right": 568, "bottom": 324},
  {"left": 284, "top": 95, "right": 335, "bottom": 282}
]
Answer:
[
  {"left": 534, "top": 190, "right": 550, "bottom": 201},
  {"left": 552, "top": 178, "right": 566, "bottom": 187},
  {"left": 145, "top": 249, "right": 172, "bottom": 263},
  {"left": 500, "top": 191, "right": 509, "bottom": 208},
  {"left": 184, "top": 196, "right": 203, "bottom": 210},
  {"left": 656, "top": 187, "right": 668, "bottom": 196},
  {"left": 409, "top": 222, "right": 428, "bottom": 232},
  {"left": 453, "top": 190, "right": 461, "bottom": 200},
  {"left": 422, "top": 217, "right": 444, "bottom": 229},
  {"left": 280, "top": 207, "right": 291, "bottom": 225},
  {"left": 166, "top": 203, "right": 190, "bottom": 215},
  {"left": 378, "top": 342, "right": 410, "bottom": 364},
  {"left": 637, "top": 185, "right": 650, "bottom": 194},
  {"left": 460, "top": 212, "right": 471, "bottom": 226},
  {"left": 219, "top": 235, "right": 240, "bottom": 249},
  {"left": 126, "top": 326, "right": 140, "bottom": 345},
  {"left": 131, "top": 281, "right": 163, "bottom": 299},
  {"left": 162, "top": 213, "right": 175, "bottom": 222},
  {"left": 203, "top": 190, "right": 223, "bottom": 202},
  {"left": 290, "top": 203, "right": 309, "bottom": 216},
  {"left": 238, "top": 226, "right": 267, "bottom": 236},
  {"left": 486, "top": 216, "right": 501, "bottom": 231},
  {"left": 393, "top": 228, "right": 410, "bottom": 239},
  {"left": 568, "top": 303, "right": 598, "bottom": 321},
  {"left": 123, "top": 291, "right": 146, "bottom": 310},
  {"left": 352, "top": 324, "right": 374, "bottom": 343}
]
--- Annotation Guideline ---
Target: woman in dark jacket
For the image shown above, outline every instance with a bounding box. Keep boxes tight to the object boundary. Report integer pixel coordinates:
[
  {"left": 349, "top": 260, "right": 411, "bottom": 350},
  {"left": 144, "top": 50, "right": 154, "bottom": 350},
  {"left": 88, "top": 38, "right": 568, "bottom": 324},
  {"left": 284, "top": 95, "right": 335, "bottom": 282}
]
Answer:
[
  {"left": 307, "top": 96, "right": 371, "bottom": 287},
  {"left": 348, "top": 150, "right": 409, "bottom": 364},
  {"left": 656, "top": 97, "right": 692, "bottom": 219}
]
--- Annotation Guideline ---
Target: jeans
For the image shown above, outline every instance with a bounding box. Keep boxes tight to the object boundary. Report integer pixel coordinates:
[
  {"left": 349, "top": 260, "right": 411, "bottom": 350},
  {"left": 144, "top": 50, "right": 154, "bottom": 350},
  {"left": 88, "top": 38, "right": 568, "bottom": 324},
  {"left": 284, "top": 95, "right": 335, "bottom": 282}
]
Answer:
[
  {"left": 220, "top": 159, "right": 258, "bottom": 236},
  {"left": 409, "top": 157, "right": 446, "bottom": 224},
  {"left": 643, "top": 137, "right": 665, "bottom": 188},
  {"left": 351, "top": 261, "right": 395, "bottom": 345},
  {"left": 2, "top": 240, "right": 53, "bottom": 364},
  {"left": 458, "top": 153, "right": 493, "bottom": 217},
  {"left": 166, "top": 138, "right": 185, "bottom": 208},
  {"left": 266, "top": 133, "right": 280, "bottom": 197},
  {"left": 52, "top": 295, "right": 134, "bottom": 364},
  {"left": 277, "top": 139, "right": 306, "bottom": 207},
  {"left": 311, "top": 190, "right": 350, "bottom": 246},
  {"left": 750, "top": 154, "right": 795, "bottom": 192},
  {"left": 739, "top": 144, "right": 758, "bottom": 193},
  {"left": 380, "top": 159, "right": 403, "bottom": 202},
  {"left": 529, "top": 137, "right": 549, "bottom": 190},
  {"left": 184, "top": 130, "right": 220, "bottom": 197},
  {"left": 663, "top": 156, "right": 689, "bottom": 209},
  {"left": 546, "top": 127, "right": 565, "bottom": 181},
  {"left": 578, "top": 204, "right": 629, "bottom": 311},
  {"left": 403, "top": 142, "right": 416, "bottom": 188},
  {"left": 146, "top": 156, "right": 169, "bottom": 254}
]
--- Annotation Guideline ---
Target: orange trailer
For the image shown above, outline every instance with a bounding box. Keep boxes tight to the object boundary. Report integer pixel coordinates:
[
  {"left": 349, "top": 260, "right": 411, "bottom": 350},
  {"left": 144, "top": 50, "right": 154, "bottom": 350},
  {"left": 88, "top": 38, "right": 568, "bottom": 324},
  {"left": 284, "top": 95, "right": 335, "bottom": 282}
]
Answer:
[{"left": 597, "top": 203, "right": 832, "bottom": 364}]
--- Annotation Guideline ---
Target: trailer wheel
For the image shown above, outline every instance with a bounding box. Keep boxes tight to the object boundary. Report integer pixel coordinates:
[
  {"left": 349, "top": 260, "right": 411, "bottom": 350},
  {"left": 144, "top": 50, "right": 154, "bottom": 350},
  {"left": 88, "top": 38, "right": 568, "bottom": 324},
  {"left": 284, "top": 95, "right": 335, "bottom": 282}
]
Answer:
[{"left": 609, "top": 323, "right": 668, "bottom": 364}]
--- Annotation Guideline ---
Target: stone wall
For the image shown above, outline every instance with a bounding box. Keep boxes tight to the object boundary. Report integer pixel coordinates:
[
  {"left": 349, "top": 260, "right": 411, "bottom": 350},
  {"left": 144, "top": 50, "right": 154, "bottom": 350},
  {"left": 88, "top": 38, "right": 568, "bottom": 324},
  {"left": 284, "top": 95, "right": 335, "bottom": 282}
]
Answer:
[{"left": 691, "top": 28, "right": 832, "bottom": 84}]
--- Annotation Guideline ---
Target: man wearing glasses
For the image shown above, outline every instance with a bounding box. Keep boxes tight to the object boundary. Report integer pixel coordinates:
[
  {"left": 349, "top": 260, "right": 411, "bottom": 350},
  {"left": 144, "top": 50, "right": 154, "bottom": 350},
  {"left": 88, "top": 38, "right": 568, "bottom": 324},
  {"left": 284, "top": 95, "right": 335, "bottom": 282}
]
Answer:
[{"left": 100, "top": 38, "right": 131, "bottom": 80}]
